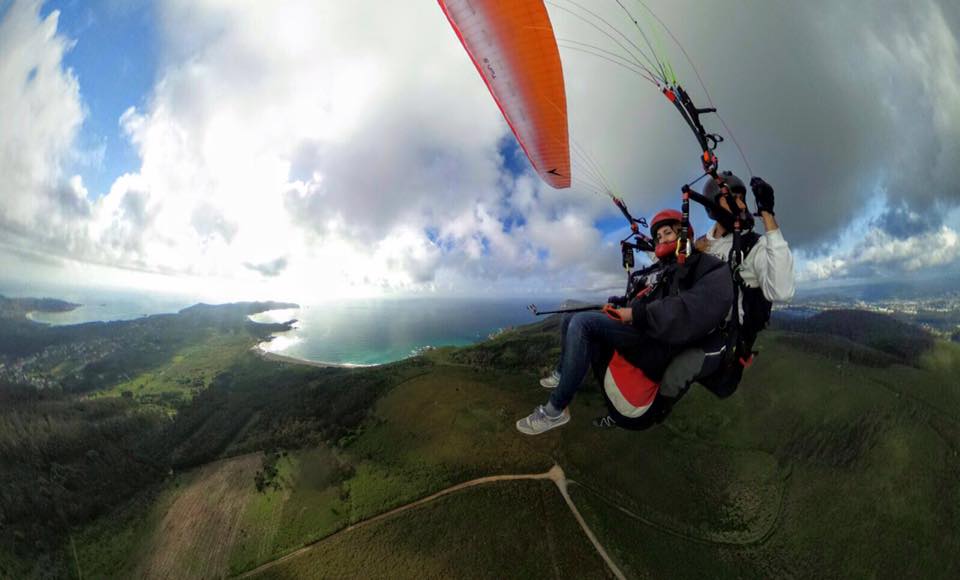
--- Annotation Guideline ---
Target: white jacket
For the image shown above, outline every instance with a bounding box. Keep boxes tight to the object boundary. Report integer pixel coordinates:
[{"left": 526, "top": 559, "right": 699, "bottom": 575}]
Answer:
[{"left": 702, "top": 226, "right": 795, "bottom": 303}]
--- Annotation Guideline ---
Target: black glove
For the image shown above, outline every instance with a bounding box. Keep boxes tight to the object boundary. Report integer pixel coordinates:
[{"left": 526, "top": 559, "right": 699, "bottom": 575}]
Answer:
[
  {"left": 750, "top": 176, "right": 775, "bottom": 215},
  {"left": 607, "top": 295, "right": 627, "bottom": 307}
]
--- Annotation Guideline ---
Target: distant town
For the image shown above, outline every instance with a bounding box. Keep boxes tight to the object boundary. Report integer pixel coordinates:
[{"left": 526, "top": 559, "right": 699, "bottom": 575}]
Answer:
[
  {"left": 0, "top": 337, "right": 120, "bottom": 390},
  {"left": 0, "top": 297, "right": 294, "bottom": 393},
  {"left": 779, "top": 291, "right": 960, "bottom": 341}
]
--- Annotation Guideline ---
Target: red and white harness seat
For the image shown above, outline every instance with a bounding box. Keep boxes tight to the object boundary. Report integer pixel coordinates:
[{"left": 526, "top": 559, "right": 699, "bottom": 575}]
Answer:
[{"left": 603, "top": 351, "right": 661, "bottom": 418}]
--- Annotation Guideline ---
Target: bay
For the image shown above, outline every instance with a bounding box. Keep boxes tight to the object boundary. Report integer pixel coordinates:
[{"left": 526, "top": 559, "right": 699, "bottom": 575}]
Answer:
[
  {"left": 250, "top": 297, "right": 543, "bottom": 366},
  {"left": 9, "top": 286, "right": 552, "bottom": 366},
  {"left": 5, "top": 284, "right": 196, "bottom": 326}
]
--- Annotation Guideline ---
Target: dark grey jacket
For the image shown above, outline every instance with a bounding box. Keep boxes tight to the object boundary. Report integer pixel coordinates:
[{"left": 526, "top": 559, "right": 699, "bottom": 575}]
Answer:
[{"left": 629, "top": 252, "right": 734, "bottom": 347}]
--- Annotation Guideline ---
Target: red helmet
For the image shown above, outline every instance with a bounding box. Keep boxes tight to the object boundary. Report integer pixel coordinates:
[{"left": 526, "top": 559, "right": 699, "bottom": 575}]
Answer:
[{"left": 649, "top": 209, "right": 692, "bottom": 241}]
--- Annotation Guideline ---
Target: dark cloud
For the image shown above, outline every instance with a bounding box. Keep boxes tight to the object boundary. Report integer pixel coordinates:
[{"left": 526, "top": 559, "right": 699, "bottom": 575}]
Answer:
[
  {"left": 117, "top": 188, "right": 150, "bottom": 227},
  {"left": 51, "top": 183, "right": 92, "bottom": 218},
  {"left": 244, "top": 257, "right": 288, "bottom": 277},
  {"left": 656, "top": 2, "right": 893, "bottom": 247},
  {"left": 0, "top": 220, "right": 63, "bottom": 266},
  {"left": 554, "top": 0, "right": 960, "bottom": 251},
  {"left": 191, "top": 203, "right": 237, "bottom": 243},
  {"left": 750, "top": 0, "right": 960, "bottom": 245},
  {"left": 287, "top": 140, "right": 322, "bottom": 184}
]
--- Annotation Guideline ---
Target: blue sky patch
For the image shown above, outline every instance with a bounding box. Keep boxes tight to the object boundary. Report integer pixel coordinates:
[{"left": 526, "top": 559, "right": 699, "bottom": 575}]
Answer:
[
  {"left": 497, "top": 134, "right": 530, "bottom": 180},
  {"left": 501, "top": 211, "right": 527, "bottom": 233},
  {"left": 478, "top": 235, "right": 490, "bottom": 256},
  {"left": 594, "top": 214, "right": 629, "bottom": 237},
  {"left": 41, "top": 0, "right": 158, "bottom": 198}
]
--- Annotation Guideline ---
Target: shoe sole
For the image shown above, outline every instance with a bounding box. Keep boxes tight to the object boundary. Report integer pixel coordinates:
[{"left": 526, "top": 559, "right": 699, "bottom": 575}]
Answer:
[
  {"left": 516, "top": 414, "right": 570, "bottom": 436},
  {"left": 539, "top": 376, "right": 560, "bottom": 389}
]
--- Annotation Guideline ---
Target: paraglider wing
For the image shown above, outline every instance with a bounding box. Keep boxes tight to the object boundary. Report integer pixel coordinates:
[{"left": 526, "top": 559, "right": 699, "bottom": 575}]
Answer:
[{"left": 439, "top": 0, "right": 571, "bottom": 189}]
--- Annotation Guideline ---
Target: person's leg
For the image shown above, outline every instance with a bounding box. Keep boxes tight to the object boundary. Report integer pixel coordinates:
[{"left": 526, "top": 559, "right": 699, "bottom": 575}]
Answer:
[
  {"left": 555, "top": 311, "right": 574, "bottom": 374},
  {"left": 541, "top": 312, "right": 574, "bottom": 388},
  {"left": 519, "top": 312, "right": 643, "bottom": 435},
  {"left": 589, "top": 339, "right": 615, "bottom": 385},
  {"left": 548, "top": 312, "right": 645, "bottom": 411}
]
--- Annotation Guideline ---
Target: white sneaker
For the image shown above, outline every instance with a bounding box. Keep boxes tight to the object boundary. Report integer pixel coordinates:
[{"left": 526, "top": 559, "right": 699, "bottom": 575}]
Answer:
[
  {"left": 516, "top": 405, "right": 570, "bottom": 435},
  {"left": 539, "top": 371, "right": 560, "bottom": 389}
]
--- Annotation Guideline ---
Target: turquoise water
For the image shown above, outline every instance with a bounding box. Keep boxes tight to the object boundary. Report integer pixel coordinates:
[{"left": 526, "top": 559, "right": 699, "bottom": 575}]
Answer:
[
  {"left": 8, "top": 286, "right": 195, "bottom": 325},
  {"left": 250, "top": 298, "right": 540, "bottom": 365},
  {"left": 10, "top": 286, "right": 549, "bottom": 365},
  {"left": 26, "top": 297, "right": 193, "bottom": 325}
]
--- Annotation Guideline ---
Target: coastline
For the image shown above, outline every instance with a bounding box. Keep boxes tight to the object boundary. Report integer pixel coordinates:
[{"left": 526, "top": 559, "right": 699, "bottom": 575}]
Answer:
[
  {"left": 24, "top": 311, "right": 47, "bottom": 324},
  {"left": 251, "top": 345, "right": 379, "bottom": 369}
]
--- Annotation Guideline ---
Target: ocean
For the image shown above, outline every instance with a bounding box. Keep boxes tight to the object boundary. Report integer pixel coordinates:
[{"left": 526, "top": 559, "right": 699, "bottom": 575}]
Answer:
[
  {"left": 13, "top": 287, "right": 553, "bottom": 366},
  {"left": 24, "top": 294, "right": 195, "bottom": 326},
  {"left": 4, "top": 283, "right": 197, "bottom": 326},
  {"left": 250, "top": 298, "right": 543, "bottom": 365}
]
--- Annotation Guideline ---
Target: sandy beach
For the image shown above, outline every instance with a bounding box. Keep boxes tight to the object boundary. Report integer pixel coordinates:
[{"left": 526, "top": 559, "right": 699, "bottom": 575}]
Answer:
[{"left": 251, "top": 345, "right": 376, "bottom": 369}]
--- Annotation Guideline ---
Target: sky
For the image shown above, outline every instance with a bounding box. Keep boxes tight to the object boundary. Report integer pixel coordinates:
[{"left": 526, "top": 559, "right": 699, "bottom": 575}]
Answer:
[{"left": 1, "top": 0, "right": 959, "bottom": 304}]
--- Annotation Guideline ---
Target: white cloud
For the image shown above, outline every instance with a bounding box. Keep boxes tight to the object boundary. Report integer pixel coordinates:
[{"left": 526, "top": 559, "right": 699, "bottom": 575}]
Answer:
[
  {"left": 0, "top": 0, "right": 85, "bottom": 226},
  {"left": 798, "top": 225, "right": 960, "bottom": 282},
  {"left": 72, "top": 0, "right": 620, "bottom": 298},
  {"left": 2, "top": 0, "right": 959, "bottom": 300}
]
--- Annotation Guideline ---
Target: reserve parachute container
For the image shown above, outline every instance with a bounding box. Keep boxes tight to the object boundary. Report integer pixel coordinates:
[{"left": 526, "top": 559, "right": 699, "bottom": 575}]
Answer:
[{"left": 438, "top": 0, "right": 571, "bottom": 188}]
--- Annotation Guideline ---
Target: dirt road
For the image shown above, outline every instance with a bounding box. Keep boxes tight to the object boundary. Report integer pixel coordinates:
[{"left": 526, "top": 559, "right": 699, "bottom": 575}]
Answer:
[{"left": 236, "top": 464, "right": 625, "bottom": 579}]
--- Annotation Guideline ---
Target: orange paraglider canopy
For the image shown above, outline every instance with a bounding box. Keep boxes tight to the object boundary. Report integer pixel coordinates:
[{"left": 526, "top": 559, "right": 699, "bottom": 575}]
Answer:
[{"left": 439, "top": 0, "right": 571, "bottom": 189}]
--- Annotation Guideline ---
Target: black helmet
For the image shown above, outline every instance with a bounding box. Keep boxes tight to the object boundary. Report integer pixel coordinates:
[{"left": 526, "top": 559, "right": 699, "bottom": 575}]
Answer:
[
  {"left": 702, "top": 171, "right": 754, "bottom": 230},
  {"left": 702, "top": 171, "right": 746, "bottom": 201}
]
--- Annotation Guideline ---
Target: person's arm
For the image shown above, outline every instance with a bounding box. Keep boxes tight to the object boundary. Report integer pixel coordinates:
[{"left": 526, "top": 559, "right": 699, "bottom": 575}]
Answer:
[
  {"left": 629, "top": 257, "right": 734, "bottom": 346},
  {"left": 749, "top": 230, "right": 795, "bottom": 302},
  {"left": 760, "top": 210, "right": 779, "bottom": 233},
  {"left": 748, "top": 177, "right": 795, "bottom": 302}
]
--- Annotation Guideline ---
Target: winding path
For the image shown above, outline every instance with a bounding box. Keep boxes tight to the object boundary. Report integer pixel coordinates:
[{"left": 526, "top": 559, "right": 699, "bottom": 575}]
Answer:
[{"left": 235, "top": 464, "right": 626, "bottom": 579}]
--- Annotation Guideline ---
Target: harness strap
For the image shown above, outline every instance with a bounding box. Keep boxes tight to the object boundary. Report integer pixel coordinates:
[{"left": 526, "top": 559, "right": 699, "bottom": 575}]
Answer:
[{"left": 678, "top": 185, "right": 691, "bottom": 264}]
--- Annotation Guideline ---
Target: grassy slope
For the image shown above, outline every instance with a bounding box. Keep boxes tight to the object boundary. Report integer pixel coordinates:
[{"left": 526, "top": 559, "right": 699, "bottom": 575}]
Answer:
[
  {"left": 75, "top": 364, "right": 560, "bottom": 577},
  {"left": 254, "top": 481, "right": 610, "bottom": 580},
  {"left": 650, "top": 333, "right": 960, "bottom": 578},
  {"left": 72, "top": 327, "right": 960, "bottom": 579},
  {"left": 74, "top": 454, "right": 264, "bottom": 579},
  {"left": 92, "top": 332, "right": 256, "bottom": 409},
  {"left": 229, "top": 447, "right": 350, "bottom": 575},
  {"left": 73, "top": 470, "right": 201, "bottom": 579}
]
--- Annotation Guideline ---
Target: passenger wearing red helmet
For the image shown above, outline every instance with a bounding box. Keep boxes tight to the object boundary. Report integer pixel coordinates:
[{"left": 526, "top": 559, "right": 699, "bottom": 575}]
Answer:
[
  {"left": 589, "top": 174, "right": 796, "bottom": 429},
  {"left": 517, "top": 209, "right": 733, "bottom": 435}
]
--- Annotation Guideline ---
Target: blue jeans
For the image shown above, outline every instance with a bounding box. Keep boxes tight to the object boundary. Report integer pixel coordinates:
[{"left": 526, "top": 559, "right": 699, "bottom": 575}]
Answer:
[
  {"left": 553, "top": 312, "right": 574, "bottom": 376},
  {"left": 549, "top": 311, "right": 672, "bottom": 410}
]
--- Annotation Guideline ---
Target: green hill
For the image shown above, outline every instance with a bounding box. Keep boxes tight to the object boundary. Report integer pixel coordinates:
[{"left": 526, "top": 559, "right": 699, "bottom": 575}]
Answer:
[
  {"left": 772, "top": 308, "right": 936, "bottom": 365},
  {"left": 1, "top": 306, "right": 958, "bottom": 578}
]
